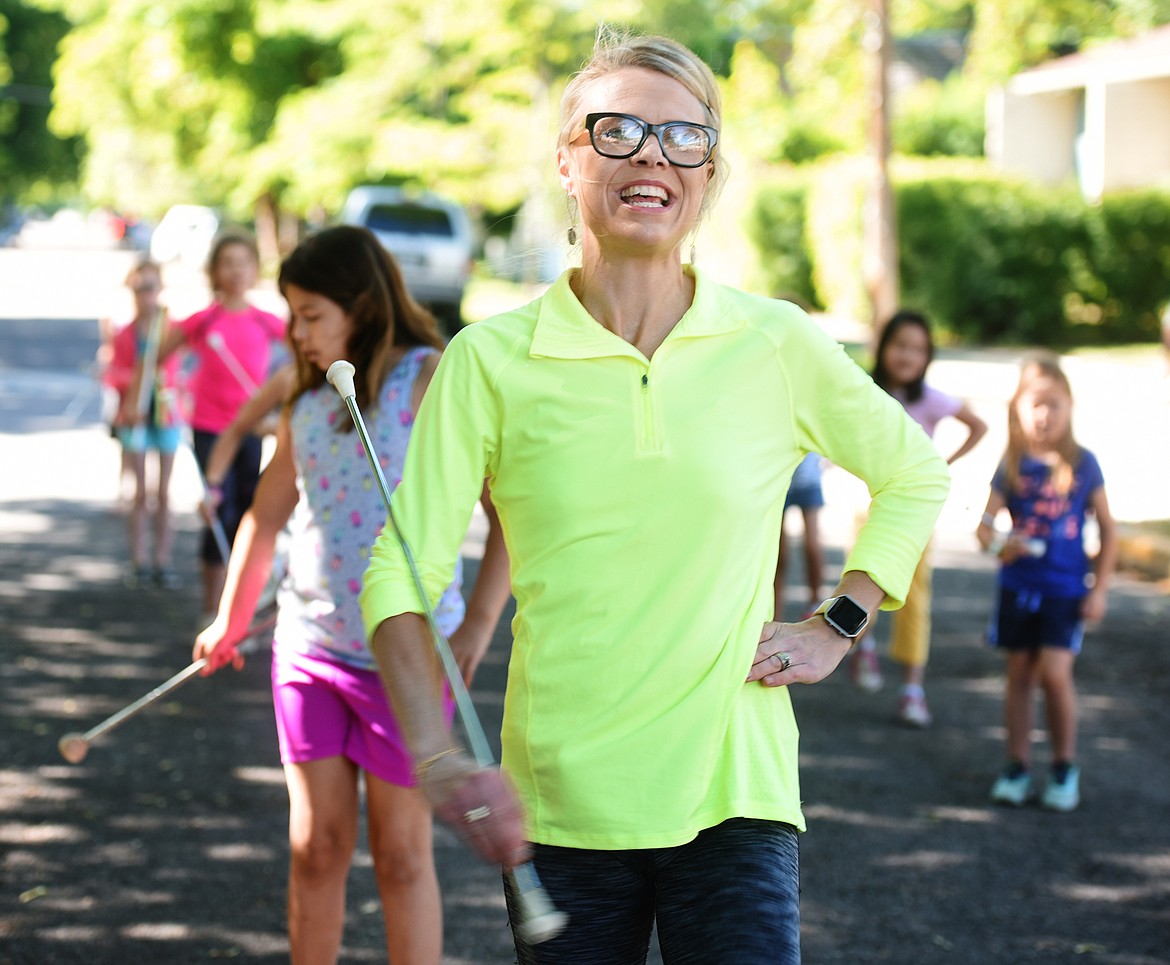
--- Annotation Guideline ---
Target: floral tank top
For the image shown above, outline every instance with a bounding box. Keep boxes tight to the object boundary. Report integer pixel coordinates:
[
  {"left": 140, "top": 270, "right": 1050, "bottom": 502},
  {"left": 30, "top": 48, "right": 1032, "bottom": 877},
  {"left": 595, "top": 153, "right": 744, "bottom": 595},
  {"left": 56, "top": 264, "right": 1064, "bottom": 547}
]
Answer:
[{"left": 275, "top": 347, "right": 464, "bottom": 670}]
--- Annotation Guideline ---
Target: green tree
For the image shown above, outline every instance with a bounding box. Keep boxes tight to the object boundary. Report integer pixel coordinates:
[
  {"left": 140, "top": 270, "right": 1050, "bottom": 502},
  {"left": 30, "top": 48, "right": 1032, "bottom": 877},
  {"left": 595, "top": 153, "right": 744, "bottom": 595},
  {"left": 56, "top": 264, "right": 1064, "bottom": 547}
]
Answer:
[
  {"left": 966, "top": 0, "right": 1170, "bottom": 84},
  {"left": 0, "top": 0, "right": 80, "bottom": 203},
  {"left": 34, "top": 0, "right": 340, "bottom": 252},
  {"left": 28, "top": 0, "right": 1170, "bottom": 266},
  {"left": 247, "top": 0, "right": 601, "bottom": 220}
]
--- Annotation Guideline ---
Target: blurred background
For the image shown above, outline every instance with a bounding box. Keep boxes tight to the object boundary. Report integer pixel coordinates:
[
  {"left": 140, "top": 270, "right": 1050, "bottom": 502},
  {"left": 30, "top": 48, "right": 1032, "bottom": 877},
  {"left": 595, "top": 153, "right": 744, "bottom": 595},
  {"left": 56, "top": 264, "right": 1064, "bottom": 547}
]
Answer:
[{"left": 2, "top": 0, "right": 1169, "bottom": 346}]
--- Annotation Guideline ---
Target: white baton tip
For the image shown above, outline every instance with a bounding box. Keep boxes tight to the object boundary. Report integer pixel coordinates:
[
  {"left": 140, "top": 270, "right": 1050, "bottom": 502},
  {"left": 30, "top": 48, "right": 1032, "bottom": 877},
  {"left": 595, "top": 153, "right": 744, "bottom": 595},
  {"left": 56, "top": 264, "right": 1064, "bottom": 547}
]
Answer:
[
  {"left": 517, "top": 909, "right": 569, "bottom": 945},
  {"left": 325, "top": 360, "right": 357, "bottom": 399}
]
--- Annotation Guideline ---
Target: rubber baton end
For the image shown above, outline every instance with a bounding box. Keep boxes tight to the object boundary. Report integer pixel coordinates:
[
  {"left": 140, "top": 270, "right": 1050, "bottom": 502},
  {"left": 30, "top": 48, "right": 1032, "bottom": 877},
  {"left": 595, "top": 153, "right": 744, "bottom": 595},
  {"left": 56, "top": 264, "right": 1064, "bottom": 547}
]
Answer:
[
  {"left": 325, "top": 360, "right": 357, "bottom": 400},
  {"left": 58, "top": 733, "right": 89, "bottom": 764},
  {"left": 510, "top": 862, "right": 568, "bottom": 944}
]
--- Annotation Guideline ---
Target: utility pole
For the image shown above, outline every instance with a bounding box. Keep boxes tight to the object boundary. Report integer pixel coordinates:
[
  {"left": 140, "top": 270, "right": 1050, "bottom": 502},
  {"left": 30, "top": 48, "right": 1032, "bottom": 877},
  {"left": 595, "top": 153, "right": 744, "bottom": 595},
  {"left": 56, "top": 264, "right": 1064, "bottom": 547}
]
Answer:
[{"left": 862, "top": 0, "right": 898, "bottom": 334}]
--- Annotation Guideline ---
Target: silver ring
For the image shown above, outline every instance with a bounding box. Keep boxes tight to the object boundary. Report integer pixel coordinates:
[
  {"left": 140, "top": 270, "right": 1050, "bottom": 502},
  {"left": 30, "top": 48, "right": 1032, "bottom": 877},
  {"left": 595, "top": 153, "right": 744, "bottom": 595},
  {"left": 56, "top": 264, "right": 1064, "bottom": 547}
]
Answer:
[
  {"left": 775, "top": 651, "right": 792, "bottom": 672},
  {"left": 463, "top": 805, "right": 492, "bottom": 823}
]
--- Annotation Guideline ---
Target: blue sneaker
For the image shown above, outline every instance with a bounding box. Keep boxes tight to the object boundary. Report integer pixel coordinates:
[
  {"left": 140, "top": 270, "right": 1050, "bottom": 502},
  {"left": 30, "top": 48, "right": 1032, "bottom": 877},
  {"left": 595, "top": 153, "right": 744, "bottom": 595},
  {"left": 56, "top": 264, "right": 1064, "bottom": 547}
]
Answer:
[
  {"left": 1041, "top": 765, "right": 1081, "bottom": 812},
  {"left": 991, "top": 764, "right": 1033, "bottom": 806}
]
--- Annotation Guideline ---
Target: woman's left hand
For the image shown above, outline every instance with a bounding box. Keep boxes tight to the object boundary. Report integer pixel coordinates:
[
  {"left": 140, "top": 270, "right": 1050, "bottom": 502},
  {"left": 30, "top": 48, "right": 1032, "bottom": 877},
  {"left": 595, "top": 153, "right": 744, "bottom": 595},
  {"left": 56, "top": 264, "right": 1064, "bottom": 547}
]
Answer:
[{"left": 747, "top": 617, "right": 853, "bottom": 687}]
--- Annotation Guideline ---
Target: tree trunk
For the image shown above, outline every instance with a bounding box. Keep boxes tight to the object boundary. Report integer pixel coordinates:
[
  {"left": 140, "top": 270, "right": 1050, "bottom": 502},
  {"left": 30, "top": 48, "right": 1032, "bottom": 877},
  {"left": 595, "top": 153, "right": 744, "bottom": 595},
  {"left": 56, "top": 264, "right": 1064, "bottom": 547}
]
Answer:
[
  {"left": 862, "top": 0, "right": 898, "bottom": 337},
  {"left": 278, "top": 209, "right": 301, "bottom": 256},
  {"left": 252, "top": 192, "right": 280, "bottom": 273}
]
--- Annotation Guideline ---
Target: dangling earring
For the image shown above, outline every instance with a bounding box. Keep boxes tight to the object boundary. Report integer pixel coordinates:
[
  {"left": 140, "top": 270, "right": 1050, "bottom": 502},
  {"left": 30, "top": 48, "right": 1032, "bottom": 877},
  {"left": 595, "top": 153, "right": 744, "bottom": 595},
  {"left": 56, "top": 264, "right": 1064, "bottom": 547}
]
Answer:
[
  {"left": 567, "top": 226, "right": 578, "bottom": 246},
  {"left": 689, "top": 243, "right": 697, "bottom": 264}
]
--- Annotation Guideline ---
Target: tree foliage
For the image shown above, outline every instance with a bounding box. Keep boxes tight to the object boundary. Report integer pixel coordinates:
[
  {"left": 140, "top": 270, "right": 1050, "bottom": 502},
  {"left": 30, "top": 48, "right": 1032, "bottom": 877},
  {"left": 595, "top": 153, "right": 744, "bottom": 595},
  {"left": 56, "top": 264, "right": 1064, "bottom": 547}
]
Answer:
[
  {"left": 966, "top": 0, "right": 1170, "bottom": 83},
  {"left": 0, "top": 0, "right": 80, "bottom": 201},
  {"left": 31, "top": 0, "right": 340, "bottom": 221},
  {"left": 10, "top": 0, "right": 1170, "bottom": 241}
]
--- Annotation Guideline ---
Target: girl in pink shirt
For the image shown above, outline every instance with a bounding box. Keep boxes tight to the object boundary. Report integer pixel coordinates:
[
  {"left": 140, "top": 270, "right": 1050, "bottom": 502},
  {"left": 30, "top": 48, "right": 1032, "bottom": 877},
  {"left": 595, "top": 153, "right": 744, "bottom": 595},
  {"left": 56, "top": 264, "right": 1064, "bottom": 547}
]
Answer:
[
  {"left": 159, "top": 229, "right": 286, "bottom": 616},
  {"left": 850, "top": 310, "right": 988, "bottom": 725}
]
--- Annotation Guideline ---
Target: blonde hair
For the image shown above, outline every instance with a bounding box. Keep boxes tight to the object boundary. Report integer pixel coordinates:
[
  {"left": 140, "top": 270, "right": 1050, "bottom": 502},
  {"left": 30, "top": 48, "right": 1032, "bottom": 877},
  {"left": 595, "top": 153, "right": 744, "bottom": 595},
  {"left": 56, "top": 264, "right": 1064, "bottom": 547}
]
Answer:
[
  {"left": 1002, "top": 351, "right": 1081, "bottom": 496},
  {"left": 559, "top": 27, "right": 727, "bottom": 221}
]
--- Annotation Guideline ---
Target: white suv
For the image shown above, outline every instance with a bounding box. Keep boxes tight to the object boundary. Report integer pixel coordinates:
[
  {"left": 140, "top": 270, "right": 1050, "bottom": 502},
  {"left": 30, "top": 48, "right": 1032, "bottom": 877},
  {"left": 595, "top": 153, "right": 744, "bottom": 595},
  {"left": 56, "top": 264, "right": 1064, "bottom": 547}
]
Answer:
[{"left": 340, "top": 187, "right": 474, "bottom": 337}]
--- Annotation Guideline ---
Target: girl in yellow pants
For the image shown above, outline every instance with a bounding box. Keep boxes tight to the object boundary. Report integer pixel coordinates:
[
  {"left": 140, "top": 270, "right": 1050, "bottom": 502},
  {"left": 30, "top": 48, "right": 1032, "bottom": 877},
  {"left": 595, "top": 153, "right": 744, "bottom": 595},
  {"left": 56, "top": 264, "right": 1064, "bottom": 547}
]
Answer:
[{"left": 849, "top": 311, "right": 987, "bottom": 725}]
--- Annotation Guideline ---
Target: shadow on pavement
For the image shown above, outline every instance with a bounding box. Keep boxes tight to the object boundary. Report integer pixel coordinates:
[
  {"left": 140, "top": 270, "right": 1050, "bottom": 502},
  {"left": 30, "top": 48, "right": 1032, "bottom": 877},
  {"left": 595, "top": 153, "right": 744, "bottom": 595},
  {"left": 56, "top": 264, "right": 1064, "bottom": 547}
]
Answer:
[
  {"left": 3, "top": 498, "right": 1169, "bottom": 964},
  {"left": 1, "top": 499, "right": 517, "bottom": 964}
]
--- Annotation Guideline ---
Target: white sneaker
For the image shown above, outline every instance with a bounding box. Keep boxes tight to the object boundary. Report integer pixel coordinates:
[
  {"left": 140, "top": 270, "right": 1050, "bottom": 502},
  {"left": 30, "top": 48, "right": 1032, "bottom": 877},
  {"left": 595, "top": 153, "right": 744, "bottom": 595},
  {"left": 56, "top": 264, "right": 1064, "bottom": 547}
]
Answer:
[
  {"left": 896, "top": 693, "right": 932, "bottom": 727},
  {"left": 991, "top": 766, "right": 1033, "bottom": 806},
  {"left": 1040, "top": 765, "right": 1081, "bottom": 812},
  {"left": 850, "top": 648, "right": 883, "bottom": 693}
]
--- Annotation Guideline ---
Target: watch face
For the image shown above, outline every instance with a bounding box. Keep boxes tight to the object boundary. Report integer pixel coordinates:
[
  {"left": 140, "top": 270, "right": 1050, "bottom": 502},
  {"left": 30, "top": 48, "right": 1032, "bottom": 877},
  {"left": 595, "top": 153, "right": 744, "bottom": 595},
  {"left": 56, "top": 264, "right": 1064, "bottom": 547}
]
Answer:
[{"left": 826, "top": 596, "right": 868, "bottom": 637}]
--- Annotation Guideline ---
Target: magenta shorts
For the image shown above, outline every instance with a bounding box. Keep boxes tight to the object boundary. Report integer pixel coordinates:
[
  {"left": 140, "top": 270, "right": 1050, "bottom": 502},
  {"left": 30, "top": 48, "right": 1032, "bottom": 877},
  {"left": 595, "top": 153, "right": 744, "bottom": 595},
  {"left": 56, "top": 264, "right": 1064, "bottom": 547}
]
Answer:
[{"left": 271, "top": 646, "right": 454, "bottom": 787}]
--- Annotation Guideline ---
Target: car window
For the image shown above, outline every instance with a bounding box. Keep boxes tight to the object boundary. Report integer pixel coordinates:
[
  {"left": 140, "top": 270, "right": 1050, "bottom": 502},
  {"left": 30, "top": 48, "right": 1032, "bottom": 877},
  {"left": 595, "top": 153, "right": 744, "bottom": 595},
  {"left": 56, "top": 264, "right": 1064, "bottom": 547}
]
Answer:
[{"left": 365, "top": 205, "right": 453, "bottom": 237}]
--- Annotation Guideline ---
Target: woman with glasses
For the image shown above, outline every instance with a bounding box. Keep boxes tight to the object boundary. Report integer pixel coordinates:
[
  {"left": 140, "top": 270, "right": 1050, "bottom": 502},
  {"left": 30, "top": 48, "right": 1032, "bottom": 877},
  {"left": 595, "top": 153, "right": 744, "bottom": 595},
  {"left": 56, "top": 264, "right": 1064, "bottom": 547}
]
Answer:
[{"left": 360, "top": 28, "right": 950, "bottom": 963}]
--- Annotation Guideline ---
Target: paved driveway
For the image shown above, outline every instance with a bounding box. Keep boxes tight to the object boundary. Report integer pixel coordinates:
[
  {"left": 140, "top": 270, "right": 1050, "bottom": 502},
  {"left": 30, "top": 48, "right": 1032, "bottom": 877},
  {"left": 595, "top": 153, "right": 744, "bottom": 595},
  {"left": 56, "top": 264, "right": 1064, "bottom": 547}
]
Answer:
[{"left": 3, "top": 248, "right": 1168, "bottom": 964}]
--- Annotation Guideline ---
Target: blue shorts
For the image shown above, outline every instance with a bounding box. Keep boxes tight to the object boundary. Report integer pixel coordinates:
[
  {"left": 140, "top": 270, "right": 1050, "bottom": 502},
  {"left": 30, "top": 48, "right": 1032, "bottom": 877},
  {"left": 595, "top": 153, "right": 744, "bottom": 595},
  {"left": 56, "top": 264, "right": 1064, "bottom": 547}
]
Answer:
[
  {"left": 784, "top": 484, "right": 824, "bottom": 511},
  {"left": 116, "top": 424, "right": 182, "bottom": 454},
  {"left": 192, "top": 428, "right": 261, "bottom": 564},
  {"left": 504, "top": 817, "right": 801, "bottom": 964},
  {"left": 988, "top": 588, "right": 1085, "bottom": 655},
  {"left": 784, "top": 453, "right": 824, "bottom": 510}
]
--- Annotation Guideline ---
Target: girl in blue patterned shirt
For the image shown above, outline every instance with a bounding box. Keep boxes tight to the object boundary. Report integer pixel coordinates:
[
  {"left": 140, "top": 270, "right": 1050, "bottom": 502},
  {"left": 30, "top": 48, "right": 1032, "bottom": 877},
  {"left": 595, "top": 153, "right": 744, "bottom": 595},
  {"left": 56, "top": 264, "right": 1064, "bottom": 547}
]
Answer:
[
  {"left": 194, "top": 226, "right": 510, "bottom": 962},
  {"left": 977, "top": 352, "right": 1117, "bottom": 812}
]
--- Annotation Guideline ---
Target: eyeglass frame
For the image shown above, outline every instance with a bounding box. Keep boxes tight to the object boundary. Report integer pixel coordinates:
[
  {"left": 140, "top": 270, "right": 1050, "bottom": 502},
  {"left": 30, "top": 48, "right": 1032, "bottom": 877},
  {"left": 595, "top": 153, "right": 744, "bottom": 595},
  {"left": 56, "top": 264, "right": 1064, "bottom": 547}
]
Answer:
[{"left": 576, "top": 112, "right": 719, "bottom": 168}]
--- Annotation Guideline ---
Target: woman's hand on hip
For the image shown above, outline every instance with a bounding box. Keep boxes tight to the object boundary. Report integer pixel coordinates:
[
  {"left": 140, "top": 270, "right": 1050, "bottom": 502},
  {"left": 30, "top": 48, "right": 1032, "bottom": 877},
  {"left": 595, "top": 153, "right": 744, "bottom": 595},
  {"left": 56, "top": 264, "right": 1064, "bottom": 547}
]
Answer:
[{"left": 747, "top": 617, "right": 852, "bottom": 687}]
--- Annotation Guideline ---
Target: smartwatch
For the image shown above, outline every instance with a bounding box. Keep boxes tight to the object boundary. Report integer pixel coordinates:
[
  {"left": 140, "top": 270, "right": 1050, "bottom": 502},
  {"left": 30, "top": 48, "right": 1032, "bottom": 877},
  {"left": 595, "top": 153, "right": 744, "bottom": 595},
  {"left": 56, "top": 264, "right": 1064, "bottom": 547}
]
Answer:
[{"left": 814, "top": 595, "right": 870, "bottom": 639}]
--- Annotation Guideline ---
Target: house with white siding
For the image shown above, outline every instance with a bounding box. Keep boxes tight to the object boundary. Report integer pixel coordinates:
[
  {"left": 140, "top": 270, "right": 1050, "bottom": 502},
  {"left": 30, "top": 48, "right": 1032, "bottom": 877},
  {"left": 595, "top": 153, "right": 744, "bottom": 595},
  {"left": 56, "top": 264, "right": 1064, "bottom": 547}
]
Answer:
[{"left": 986, "top": 24, "right": 1170, "bottom": 200}]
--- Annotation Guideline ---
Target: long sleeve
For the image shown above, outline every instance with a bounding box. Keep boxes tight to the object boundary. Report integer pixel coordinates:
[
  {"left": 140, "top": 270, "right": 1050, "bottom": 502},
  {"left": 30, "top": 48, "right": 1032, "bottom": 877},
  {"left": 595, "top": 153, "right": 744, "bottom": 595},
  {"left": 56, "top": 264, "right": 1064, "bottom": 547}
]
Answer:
[
  {"left": 778, "top": 320, "right": 950, "bottom": 608},
  {"left": 360, "top": 328, "right": 510, "bottom": 637}
]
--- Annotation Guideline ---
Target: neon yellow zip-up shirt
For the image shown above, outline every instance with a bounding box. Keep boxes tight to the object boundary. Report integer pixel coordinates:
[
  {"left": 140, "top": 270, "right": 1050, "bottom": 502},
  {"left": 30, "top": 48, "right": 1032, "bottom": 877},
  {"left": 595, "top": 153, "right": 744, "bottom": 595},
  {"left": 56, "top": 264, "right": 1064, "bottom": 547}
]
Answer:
[{"left": 361, "top": 267, "right": 949, "bottom": 849}]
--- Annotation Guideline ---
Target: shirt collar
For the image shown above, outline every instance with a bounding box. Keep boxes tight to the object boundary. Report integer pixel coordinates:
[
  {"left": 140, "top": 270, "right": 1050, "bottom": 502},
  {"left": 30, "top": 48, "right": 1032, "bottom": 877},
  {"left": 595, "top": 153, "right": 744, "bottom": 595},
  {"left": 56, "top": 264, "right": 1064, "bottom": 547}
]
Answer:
[{"left": 529, "top": 265, "right": 742, "bottom": 360}]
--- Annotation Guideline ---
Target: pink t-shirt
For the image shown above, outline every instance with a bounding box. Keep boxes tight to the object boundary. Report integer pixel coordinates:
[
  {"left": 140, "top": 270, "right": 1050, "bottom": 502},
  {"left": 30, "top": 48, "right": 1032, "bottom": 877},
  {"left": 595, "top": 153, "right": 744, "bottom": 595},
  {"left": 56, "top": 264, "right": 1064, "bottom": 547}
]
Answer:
[
  {"left": 178, "top": 303, "right": 286, "bottom": 432},
  {"left": 105, "top": 318, "right": 185, "bottom": 427},
  {"left": 894, "top": 383, "right": 962, "bottom": 439}
]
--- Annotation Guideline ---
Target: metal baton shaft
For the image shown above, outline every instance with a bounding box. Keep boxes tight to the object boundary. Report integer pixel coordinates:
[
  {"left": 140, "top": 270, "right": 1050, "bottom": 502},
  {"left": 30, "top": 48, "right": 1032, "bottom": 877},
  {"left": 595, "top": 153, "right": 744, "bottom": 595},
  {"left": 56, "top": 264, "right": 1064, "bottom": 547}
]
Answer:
[
  {"left": 325, "top": 360, "right": 566, "bottom": 945},
  {"left": 339, "top": 391, "right": 494, "bottom": 767}
]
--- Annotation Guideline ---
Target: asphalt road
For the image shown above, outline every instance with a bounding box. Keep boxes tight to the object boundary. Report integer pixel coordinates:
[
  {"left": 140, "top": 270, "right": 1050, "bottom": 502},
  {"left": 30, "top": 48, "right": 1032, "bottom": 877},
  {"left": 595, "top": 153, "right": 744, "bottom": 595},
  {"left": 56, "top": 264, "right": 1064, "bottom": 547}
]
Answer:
[{"left": 3, "top": 249, "right": 1169, "bottom": 964}]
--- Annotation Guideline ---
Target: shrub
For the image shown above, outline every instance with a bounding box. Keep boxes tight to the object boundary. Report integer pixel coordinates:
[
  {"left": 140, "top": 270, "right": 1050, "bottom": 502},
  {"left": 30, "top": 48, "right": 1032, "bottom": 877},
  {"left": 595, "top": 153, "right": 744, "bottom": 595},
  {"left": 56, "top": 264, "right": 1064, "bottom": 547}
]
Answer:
[
  {"left": 897, "top": 175, "right": 1090, "bottom": 344},
  {"left": 750, "top": 160, "right": 1170, "bottom": 347},
  {"left": 893, "top": 75, "right": 986, "bottom": 158},
  {"left": 746, "top": 178, "right": 820, "bottom": 309},
  {"left": 1079, "top": 191, "right": 1170, "bottom": 342}
]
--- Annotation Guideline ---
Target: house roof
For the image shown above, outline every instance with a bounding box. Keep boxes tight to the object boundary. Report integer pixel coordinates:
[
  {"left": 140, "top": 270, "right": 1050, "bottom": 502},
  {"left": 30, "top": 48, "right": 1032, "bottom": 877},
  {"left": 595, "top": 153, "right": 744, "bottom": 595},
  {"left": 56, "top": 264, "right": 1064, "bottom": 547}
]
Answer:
[{"left": 1009, "top": 23, "right": 1170, "bottom": 94}]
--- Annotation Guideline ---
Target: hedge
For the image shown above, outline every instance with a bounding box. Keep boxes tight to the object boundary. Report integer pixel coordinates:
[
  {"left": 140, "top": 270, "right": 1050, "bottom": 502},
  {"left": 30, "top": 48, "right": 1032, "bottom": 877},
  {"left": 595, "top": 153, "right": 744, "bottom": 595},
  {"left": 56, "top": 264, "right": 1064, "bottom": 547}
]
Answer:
[
  {"left": 750, "top": 164, "right": 1170, "bottom": 346},
  {"left": 745, "top": 178, "right": 821, "bottom": 310}
]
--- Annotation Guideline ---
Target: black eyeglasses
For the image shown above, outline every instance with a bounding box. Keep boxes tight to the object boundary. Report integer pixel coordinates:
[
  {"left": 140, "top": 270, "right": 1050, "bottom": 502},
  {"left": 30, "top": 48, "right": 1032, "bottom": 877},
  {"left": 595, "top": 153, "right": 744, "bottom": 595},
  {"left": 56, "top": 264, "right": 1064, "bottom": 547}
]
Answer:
[{"left": 578, "top": 112, "right": 718, "bottom": 168}]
